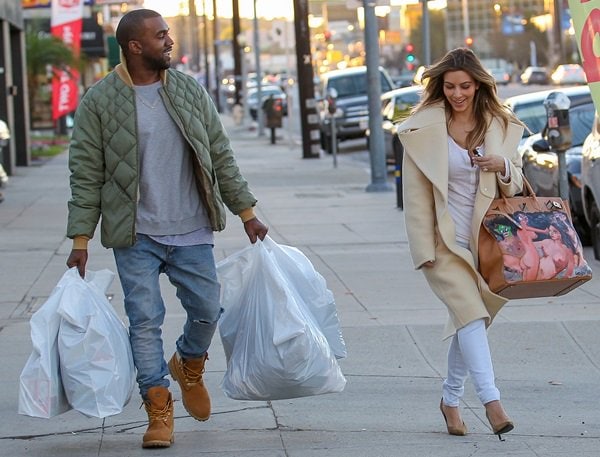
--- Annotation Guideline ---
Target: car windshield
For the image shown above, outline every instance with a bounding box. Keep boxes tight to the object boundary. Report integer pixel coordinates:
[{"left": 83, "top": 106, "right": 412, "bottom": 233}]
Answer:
[
  {"left": 248, "top": 87, "right": 282, "bottom": 102},
  {"left": 512, "top": 102, "right": 547, "bottom": 138},
  {"left": 569, "top": 103, "right": 595, "bottom": 146},
  {"left": 327, "top": 72, "right": 392, "bottom": 98}
]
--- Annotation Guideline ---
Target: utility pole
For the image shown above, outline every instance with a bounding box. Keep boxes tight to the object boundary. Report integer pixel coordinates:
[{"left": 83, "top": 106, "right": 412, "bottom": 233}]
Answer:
[
  {"left": 553, "top": 0, "right": 565, "bottom": 65},
  {"left": 293, "top": 0, "right": 320, "bottom": 158},
  {"left": 253, "top": 0, "right": 264, "bottom": 136},
  {"left": 212, "top": 0, "right": 222, "bottom": 112},
  {"left": 202, "top": 0, "right": 210, "bottom": 92},
  {"left": 364, "top": 0, "right": 392, "bottom": 192},
  {"left": 422, "top": 0, "right": 431, "bottom": 65},
  {"left": 232, "top": 0, "right": 242, "bottom": 105},
  {"left": 188, "top": 0, "right": 200, "bottom": 71}
]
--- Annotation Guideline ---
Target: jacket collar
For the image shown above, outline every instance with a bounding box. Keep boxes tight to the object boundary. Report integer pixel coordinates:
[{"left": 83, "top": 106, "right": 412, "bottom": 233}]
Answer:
[{"left": 114, "top": 52, "right": 168, "bottom": 87}]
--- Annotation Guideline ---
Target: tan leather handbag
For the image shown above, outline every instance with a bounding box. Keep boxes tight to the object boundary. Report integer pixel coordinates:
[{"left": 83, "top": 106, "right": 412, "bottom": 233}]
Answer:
[{"left": 478, "top": 177, "right": 592, "bottom": 299}]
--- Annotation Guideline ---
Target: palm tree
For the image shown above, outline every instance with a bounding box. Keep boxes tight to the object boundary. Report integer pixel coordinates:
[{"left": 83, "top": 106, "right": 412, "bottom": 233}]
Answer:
[{"left": 25, "top": 32, "right": 77, "bottom": 127}]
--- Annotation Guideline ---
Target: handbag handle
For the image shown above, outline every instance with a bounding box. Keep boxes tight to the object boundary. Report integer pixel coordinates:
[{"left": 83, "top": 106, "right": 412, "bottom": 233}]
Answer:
[{"left": 487, "top": 172, "right": 558, "bottom": 216}]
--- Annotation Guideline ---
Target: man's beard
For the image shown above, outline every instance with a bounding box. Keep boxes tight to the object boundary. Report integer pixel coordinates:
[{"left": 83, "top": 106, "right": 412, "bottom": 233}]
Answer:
[{"left": 143, "top": 53, "right": 171, "bottom": 71}]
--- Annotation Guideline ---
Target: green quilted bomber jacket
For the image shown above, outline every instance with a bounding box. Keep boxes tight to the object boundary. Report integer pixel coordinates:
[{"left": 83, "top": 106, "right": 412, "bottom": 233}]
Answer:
[{"left": 67, "top": 63, "right": 257, "bottom": 248}]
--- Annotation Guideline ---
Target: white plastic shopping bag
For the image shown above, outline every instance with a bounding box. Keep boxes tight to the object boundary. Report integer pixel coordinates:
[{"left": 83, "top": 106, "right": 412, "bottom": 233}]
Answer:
[
  {"left": 18, "top": 271, "right": 73, "bottom": 418},
  {"left": 217, "top": 236, "right": 347, "bottom": 400},
  {"left": 56, "top": 269, "right": 135, "bottom": 418},
  {"left": 18, "top": 268, "right": 135, "bottom": 418}
]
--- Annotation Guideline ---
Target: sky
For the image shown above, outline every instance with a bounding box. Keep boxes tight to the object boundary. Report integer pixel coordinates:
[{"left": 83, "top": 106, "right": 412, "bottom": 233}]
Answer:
[{"left": 142, "top": 0, "right": 295, "bottom": 20}]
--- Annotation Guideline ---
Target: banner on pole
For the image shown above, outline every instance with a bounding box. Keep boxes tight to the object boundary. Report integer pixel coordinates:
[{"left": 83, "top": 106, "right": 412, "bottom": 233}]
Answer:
[
  {"left": 52, "top": 67, "right": 80, "bottom": 120},
  {"left": 567, "top": 0, "right": 600, "bottom": 114},
  {"left": 51, "top": 0, "right": 84, "bottom": 121}
]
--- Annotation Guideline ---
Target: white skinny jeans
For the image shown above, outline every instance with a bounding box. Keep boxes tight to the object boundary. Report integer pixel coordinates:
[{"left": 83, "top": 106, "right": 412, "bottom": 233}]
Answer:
[{"left": 442, "top": 318, "right": 500, "bottom": 407}]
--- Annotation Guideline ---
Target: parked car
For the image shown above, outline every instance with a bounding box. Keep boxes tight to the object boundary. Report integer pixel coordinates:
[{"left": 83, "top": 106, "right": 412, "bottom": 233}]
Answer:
[
  {"left": 487, "top": 67, "right": 511, "bottom": 85},
  {"left": 391, "top": 71, "right": 416, "bottom": 88},
  {"left": 247, "top": 85, "right": 288, "bottom": 121},
  {"left": 581, "top": 114, "right": 600, "bottom": 258},
  {"left": 317, "top": 66, "right": 395, "bottom": 152},
  {"left": 519, "top": 98, "right": 596, "bottom": 243},
  {"left": 366, "top": 85, "right": 422, "bottom": 165},
  {"left": 519, "top": 66, "right": 549, "bottom": 85},
  {"left": 504, "top": 85, "right": 592, "bottom": 146},
  {"left": 550, "top": 64, "right": 587, "bottom": 85}
]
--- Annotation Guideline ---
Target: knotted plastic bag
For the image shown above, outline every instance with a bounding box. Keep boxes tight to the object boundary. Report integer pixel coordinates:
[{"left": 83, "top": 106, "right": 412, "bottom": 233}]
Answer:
[{"left": 217, "top": 236, "right": 346, "bottom": 400}]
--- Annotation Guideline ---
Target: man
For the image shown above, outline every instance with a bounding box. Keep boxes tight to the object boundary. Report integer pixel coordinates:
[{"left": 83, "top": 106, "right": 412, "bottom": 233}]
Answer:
[{"left": 66, "top": 9, "right": 268, "bottom": 449}]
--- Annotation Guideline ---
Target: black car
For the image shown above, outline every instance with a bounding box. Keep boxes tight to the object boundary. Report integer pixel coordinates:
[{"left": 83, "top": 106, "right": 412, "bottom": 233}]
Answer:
[{"left": 318, "top": 66, "right": 395, "bottom": 153}]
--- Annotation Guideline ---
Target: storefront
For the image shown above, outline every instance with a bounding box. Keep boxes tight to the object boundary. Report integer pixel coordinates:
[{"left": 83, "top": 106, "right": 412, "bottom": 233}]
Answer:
[{"left": 0, "top": 0, "right": 29, "bottom": 174}]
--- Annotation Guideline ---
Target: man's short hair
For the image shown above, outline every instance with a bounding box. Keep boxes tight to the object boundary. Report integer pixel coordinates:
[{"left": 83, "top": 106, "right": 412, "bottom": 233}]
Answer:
[{"left": 115, "top": 9, "right": 161, "bottom": 54}]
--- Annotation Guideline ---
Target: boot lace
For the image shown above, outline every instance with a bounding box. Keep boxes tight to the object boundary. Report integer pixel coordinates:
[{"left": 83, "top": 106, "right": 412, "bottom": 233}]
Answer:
[
  {"left": 143, "top": 400, "right": 172, "bottom": 422},
  {"left": 182, "top": 355, "right": 208, "bottom": 385}
]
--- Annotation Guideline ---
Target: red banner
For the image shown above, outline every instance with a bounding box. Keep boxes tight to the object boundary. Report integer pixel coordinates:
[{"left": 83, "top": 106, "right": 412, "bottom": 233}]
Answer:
[
  {"left": 51, "top": 0, "right": 83, "bottom": 121},
  {"left": 52, "top": 68, "right": 80, "bottom": 120}
]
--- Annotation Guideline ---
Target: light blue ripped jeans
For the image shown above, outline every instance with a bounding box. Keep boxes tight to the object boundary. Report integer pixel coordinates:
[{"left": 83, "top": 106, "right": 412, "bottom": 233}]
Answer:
[{"left": 113, "top": 234, "right": 222, "bottom": 397}]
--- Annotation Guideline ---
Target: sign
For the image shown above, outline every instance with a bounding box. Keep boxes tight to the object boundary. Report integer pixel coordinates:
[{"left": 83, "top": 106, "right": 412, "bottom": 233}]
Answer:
[
  {"left": 51, "top": 0, "right": 84, "bottom": 120},
  {"left": 567, "top": 0, "right": 600, "bottom": 114},
  {"left": 51, "top": 0, "right": 84, "bottom": 56},
  {"left": 52, "top": 67, "right": 80, "bottom": 120}
]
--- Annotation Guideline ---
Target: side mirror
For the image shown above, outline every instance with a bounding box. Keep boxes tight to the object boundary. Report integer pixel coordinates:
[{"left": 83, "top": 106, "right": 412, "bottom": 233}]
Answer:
[{"left": 531, "top": 138, "right": 550, "bottom": 153}]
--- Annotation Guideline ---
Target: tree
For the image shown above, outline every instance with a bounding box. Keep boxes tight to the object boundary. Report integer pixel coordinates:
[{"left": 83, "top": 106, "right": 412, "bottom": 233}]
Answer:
[
  {"left": 25, "top": 31, "right": 77, "bottom": 126},
  {"left": 409, "top": 10, "right": 447, "bottom": 66}
]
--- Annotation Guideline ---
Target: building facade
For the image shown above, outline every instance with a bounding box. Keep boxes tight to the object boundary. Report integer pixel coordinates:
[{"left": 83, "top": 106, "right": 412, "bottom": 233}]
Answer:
[{"left": 0, "top": 0, "right": 30, "bottom": 174}]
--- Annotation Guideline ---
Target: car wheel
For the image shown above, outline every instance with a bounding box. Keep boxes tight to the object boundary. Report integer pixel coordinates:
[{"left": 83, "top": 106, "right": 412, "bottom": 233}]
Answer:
[{"left": 590, "top": 201, "right": 600, "bottom": 260}]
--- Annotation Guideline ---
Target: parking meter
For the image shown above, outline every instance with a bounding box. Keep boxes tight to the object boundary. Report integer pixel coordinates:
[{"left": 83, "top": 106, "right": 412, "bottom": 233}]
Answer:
[
  {"left": 325, "top": 88, "right": 339, "bottom": 164},
  {"left": 326, "top": 87, "right": 338, "bottom": 115},
  {"left": 263, "top": 96, "right": 283, "bottom": 144},
  {"left": 543, "top": 91, "right": 571, "bottom": 200},
  {"left": 543, "top": 91, "right": 572, "bottom": 151}
]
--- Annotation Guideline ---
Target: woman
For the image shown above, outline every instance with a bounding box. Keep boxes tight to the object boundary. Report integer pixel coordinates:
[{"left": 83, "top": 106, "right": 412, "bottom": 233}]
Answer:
[
  {"left": 398, "top": 48, "right": 525, "bottom": 439},
  {"left": 514, "top": 212, "right": 548, "bottom": 280},
  {"left": 535, "top": 223, "right": 576, "bottom": 279}
]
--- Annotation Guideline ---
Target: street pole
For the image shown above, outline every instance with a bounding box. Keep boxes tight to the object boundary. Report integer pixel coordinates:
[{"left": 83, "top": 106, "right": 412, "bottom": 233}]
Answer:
[
  {"left": 188, "top": 0, "right": 200, "bottom": 71},
  {"left": 253, "top": 0, "right": 264, "bottom": 136},
  {"left": 202, "top": 0, "right": 210, "bottom": 92},
  {"left": 212, "top": 0, "right": 222, "bottom": 112},
  {"left": 364, "top": 1, "right": 392, "bottom": 192},
  {"left": 421, "top": 0, "right": 431, "bottom": 65},
  {"left": 232, "top": 0, "right": 242, "bottom": 105},
  {"left": 293, "top": 0, "right": 321, "bottom": 159}
]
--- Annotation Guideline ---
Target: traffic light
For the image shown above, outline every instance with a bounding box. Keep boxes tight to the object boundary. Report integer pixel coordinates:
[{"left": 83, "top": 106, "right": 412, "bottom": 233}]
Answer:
[
  {"left": 465, "top": 36, "right": 473, "bottom": 47},
  {"left": 405, "top": 43, "right": 416, "bottom": 70},
  {"left": 405, "top": 43, "right": 415, "bottom": 62}
]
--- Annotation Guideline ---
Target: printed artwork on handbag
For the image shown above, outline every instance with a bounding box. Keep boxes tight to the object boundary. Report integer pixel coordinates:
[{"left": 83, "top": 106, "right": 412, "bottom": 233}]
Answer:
[{"left": 482, "top": 208, "right": 592, "bottom": 284}]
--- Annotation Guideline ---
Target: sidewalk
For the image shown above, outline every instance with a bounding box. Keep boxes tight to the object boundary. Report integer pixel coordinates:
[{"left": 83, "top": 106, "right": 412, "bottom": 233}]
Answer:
[{"left": 0, "top": 113, "right": 599, "bottom": 457}]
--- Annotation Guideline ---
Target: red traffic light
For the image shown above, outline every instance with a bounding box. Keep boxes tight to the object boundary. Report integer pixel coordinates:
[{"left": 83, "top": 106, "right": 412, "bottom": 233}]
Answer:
[
  {"left": 465, "top": 36, "right": 473, "bottom": 46},
  {"left": 405, "top": 43, "right": 414, "bottom": 53}
]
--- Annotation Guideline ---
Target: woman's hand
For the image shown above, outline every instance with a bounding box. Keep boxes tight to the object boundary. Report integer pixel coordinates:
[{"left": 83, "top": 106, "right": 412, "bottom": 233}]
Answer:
[{"left": 472, "top": 154, "right": 505, "bottom": 174}]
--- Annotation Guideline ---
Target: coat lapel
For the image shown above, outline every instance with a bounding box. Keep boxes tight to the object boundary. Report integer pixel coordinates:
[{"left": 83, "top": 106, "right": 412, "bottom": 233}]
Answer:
[{"left": 398, "top": 105, "right": 449, "bottom": 204}]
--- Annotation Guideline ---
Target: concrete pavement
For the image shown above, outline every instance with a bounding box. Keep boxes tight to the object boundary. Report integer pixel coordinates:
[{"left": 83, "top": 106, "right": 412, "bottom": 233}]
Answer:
[{"left": 0, "top": 113, "right": 599, "bottom": 456}]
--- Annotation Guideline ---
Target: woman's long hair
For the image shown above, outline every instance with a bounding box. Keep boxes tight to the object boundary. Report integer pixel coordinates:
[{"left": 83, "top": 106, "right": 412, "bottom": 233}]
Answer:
[{"left": 414, "top": 48, "right": 523, "bottom": 151}]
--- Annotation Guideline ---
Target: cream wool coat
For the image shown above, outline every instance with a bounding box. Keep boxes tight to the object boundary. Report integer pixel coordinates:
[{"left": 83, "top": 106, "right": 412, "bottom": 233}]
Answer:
[{"left": 398, "top": 103, "right": 524, "bottom": 338}]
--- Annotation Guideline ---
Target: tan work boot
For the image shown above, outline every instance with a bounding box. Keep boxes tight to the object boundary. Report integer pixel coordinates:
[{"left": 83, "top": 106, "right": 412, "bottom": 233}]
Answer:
[
  {"left": 168, "top": 352, "right": 211, "bottom": 421},
  {"left": 142, "top": 386, "right": 174, "bottom": 448}
]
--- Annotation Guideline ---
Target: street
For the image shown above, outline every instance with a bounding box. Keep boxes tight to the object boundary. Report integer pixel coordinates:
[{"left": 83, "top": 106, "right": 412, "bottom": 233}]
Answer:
[{"left": 242, "top": 83, "right": 568, "bottom": 167}]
